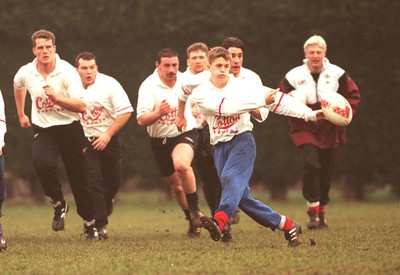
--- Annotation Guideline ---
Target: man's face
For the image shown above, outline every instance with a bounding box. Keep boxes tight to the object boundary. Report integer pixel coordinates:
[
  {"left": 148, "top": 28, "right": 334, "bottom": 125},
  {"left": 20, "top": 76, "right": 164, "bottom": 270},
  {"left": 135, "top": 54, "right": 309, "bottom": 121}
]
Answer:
[
  {"left": 32, "top": 38, "right": 56, "bottom": 65},
  {"left": 305, "top": 45, "right": 326, "bottom": 73},
  {"left": 157, "top": 56, "right": 179, "bottom": 84},
  {"left": 209, "top": 57, "right": 230, "bottom": 88},
  {"left": 77, "top": 59, "right": 98, "bottom": 88},
  {"left": 227, "top": 47, "right": 243, "bottom": 77},
  {"left": 187, "top": 50, "right": 208, "bottom": 74}
]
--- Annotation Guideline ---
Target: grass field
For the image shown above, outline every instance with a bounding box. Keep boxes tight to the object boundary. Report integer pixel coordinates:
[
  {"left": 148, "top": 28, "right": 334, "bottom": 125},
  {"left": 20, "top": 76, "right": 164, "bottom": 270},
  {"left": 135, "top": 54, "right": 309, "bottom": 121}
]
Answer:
[{"left": 0, "top": 189, "right": 399, "bottom": 274}]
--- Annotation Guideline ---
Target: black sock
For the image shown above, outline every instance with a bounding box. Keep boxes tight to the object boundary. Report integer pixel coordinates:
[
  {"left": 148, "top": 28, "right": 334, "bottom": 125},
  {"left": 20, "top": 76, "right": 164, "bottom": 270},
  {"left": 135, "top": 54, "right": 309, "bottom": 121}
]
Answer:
[
  {"left": 183, "top": 209, "right": 191, "bottom": 220},
  {"left": 186, "top": 192, "right": 199, "bottom": 212}
]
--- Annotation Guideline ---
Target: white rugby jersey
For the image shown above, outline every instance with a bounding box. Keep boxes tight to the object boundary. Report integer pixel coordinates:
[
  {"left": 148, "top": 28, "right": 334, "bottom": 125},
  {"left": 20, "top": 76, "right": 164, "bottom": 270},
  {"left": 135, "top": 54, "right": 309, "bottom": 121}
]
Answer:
[
  {"left": 235, "top": 67, "right": 269, "bottom": 122},
  {"left": 137, "top": 69, "right": 196, "bottom": 138},
  {"left": 0, "top": 90, "right": 6, "bottom": 149},
  {"left": 181, "top": 69, "right": 210, "bottom": 129},
  {"left": 13, "top": 54, "right": 85, "bottom": 128},
  {"left": 185, "top": 76, "right": 316, "bottom": 145},
  {"left": 80, "top": 73, "right": 133, "bottom": 137},
  {"left": 236, "top": 67, "right": 263, "bottom": 86},
  {"left": 181, "top": 68, "right": 269, "bottom": 124},
  {"left": 181, "top": 69, "right": 211, "bottom": 93}
]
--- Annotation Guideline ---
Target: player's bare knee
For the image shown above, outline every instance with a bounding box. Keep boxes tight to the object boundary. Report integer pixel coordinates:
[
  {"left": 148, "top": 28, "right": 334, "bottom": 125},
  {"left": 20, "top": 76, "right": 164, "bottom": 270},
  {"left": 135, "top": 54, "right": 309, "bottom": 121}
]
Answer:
[
  {"left": 174, "top": 162, "right": 191, "bottom": 175},
  {"left": 170, "top": 184, "right": 184, "bottom": 195}
]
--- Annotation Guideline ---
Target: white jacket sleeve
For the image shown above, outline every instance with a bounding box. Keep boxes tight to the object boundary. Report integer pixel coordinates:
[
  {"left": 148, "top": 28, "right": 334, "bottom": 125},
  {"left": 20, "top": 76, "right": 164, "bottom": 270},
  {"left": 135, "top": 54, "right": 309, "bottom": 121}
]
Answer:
[{"left": 268, "top": 91, "right": 317, "bottom": 122}]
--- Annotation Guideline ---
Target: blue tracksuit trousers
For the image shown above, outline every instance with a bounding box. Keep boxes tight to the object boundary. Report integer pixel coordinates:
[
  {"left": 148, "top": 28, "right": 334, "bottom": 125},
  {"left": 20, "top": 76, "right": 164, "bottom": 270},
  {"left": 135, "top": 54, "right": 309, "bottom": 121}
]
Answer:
[{"left": 214, "top": 131, "right": 282, "bottom": 230}]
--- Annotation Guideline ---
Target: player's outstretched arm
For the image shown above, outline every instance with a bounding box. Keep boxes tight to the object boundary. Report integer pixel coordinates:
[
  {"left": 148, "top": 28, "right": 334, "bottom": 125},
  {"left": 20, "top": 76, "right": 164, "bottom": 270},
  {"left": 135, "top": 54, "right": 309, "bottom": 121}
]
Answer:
[{"left": 269, "top": 91, "right": 322, "bottom": 122}]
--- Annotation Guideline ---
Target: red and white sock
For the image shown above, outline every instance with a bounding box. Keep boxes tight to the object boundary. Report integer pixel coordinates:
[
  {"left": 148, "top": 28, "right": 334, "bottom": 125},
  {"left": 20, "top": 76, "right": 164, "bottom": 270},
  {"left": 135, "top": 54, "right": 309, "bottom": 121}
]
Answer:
[
  {"left": 214, "top": 211, "right": 229, "bottom": 231},
  {"left": 279, "top": 215, "right": 294, "bottom": 231},
  {"left": 307, "top": 201, "right": 320, "bottom": 215}
]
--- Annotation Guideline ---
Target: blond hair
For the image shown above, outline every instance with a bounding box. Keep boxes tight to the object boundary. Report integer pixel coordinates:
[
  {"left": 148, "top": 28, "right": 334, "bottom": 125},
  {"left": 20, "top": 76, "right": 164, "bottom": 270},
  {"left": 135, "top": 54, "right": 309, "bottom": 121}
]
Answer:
[{"left": 303, "top": 35, "right": 327, "bottom": 52}]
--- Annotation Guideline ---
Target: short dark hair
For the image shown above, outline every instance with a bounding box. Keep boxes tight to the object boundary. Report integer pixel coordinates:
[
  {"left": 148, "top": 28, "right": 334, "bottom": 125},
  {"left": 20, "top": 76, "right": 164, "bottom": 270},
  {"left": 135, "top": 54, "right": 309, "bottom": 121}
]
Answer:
[
  {"left": 157, "top": 48, "right": 179, "bottom": 64},
  {"left": 75, "top": 51, "right": 97, "bottom": 67},
  {"left": 31, "top": 29, "right": 56, "bottom": 47},
  {"left": 221, "top": 37, "right": 245, "bottom": 51}
]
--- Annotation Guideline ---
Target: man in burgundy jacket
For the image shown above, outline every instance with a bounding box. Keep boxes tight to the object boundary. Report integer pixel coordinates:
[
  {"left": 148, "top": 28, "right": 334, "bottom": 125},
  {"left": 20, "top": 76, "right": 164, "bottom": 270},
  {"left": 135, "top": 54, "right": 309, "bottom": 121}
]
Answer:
[{"left": 279, "top": 35, "right": 361, "bottom": 229}]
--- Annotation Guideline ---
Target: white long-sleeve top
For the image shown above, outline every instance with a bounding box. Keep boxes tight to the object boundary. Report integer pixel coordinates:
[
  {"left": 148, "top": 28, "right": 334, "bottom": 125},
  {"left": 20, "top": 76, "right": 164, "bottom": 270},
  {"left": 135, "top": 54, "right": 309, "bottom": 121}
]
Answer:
[
  {"left": 0, "top": 90, "right": 6, "bottom": 149},
  {"left": 181, "top": 69, "right": 209, "bottom": 129},
  {"left": 180, "top": 76, "right": 317, "bottom": 145}
]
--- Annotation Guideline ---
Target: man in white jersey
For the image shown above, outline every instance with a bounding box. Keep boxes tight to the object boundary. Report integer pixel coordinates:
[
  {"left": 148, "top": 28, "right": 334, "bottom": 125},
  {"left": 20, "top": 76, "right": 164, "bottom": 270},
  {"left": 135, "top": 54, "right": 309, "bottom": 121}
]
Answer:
[
  {"left": 13, "top": 29, "right": 98, "bottom": 240},
  {"left": 221, "top": 37, "right": 263, "bottom": 85},
  {"left": 0, "top": 89, "right": 7, "bottom": 251},
  {"left": 136, "top": 48, "right": 204, "bottom": 237},
  {"left": 76, "top": 52, "right": 133, "bottom": 239},
  {"left": 182, "top": 43, "right": 221, "bottom": 215},
  {"left": 177, "top": 47, "right": 325, "bottom": 247}
]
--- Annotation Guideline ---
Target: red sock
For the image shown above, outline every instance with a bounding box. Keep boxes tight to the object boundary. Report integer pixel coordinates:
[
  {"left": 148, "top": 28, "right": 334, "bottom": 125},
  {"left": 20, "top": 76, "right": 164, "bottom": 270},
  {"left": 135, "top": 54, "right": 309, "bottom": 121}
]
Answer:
[
  {"left": 214, "top": 211, "right": 229, "bottom": 231},
  {"left": 282, "top": 217, "right": 294, "bottom": 231},
  {"left": 319, "top": 206, "right": 325, "bottom": 214},
  {"left": 307, "top": 205, "right": 320, "bottom": 215}
]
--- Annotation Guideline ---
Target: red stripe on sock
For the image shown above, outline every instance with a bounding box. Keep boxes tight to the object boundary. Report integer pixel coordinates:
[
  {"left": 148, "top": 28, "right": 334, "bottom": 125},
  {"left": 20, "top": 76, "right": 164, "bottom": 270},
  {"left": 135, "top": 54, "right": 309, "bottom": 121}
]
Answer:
[{"left": 282, "top": 217, "right": 294, "bottom": 231}]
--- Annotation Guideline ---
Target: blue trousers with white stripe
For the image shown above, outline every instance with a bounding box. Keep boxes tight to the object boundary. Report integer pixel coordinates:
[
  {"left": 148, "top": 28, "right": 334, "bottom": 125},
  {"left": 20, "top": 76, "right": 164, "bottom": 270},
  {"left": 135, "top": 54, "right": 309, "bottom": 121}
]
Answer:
[{"left": 214, "top": 131, "right": 282, "bottom": 230}]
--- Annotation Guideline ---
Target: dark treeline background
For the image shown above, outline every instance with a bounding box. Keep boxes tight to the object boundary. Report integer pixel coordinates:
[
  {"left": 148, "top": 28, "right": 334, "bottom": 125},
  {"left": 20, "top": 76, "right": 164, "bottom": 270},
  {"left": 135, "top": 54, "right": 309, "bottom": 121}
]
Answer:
[{"left": 0, "top": 0, "right": 399, "bottom": 201}]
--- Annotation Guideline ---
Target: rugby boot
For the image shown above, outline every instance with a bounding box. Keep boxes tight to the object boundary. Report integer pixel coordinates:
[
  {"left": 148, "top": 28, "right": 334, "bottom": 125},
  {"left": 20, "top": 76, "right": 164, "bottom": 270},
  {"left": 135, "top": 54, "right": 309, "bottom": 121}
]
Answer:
[
  {"left": 187, "top": 220, "right": 201, "bottom": 237},
  {"left": 318, "top": 212, "right": 329, "bottom": 228},
  {"left": 83, "top": 220, "right": 99, "bottom": 241},
  {"left": 307, "top": 209, "right": 320, "bottom": 229},
  {"left": 52, "top": 200, "right": 68, "bottom": 231},
  {"left": 187, "top": 209, "right": 203, "bottom": 237},
  {"left": 0, "top": 234, "right": 6, "bottom": 252},
  {"left": 221, "top": 222, "right": 233, "bottom": 243},
  {"left": 97, "top": 225, "right": 108, "bottom": 240},
  {"left": 200, "top": 216, "right": 222, "bottom": 241},
  {"left": 284, "top": 222, "right": 302, "bottom": 247}
]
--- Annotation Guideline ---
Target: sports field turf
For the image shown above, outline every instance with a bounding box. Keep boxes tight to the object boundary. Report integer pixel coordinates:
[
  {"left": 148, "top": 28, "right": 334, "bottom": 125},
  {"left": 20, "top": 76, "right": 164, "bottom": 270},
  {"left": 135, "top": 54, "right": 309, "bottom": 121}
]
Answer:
[{"left": 1, "top": 189, "right": 399, "bottom": 274}]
